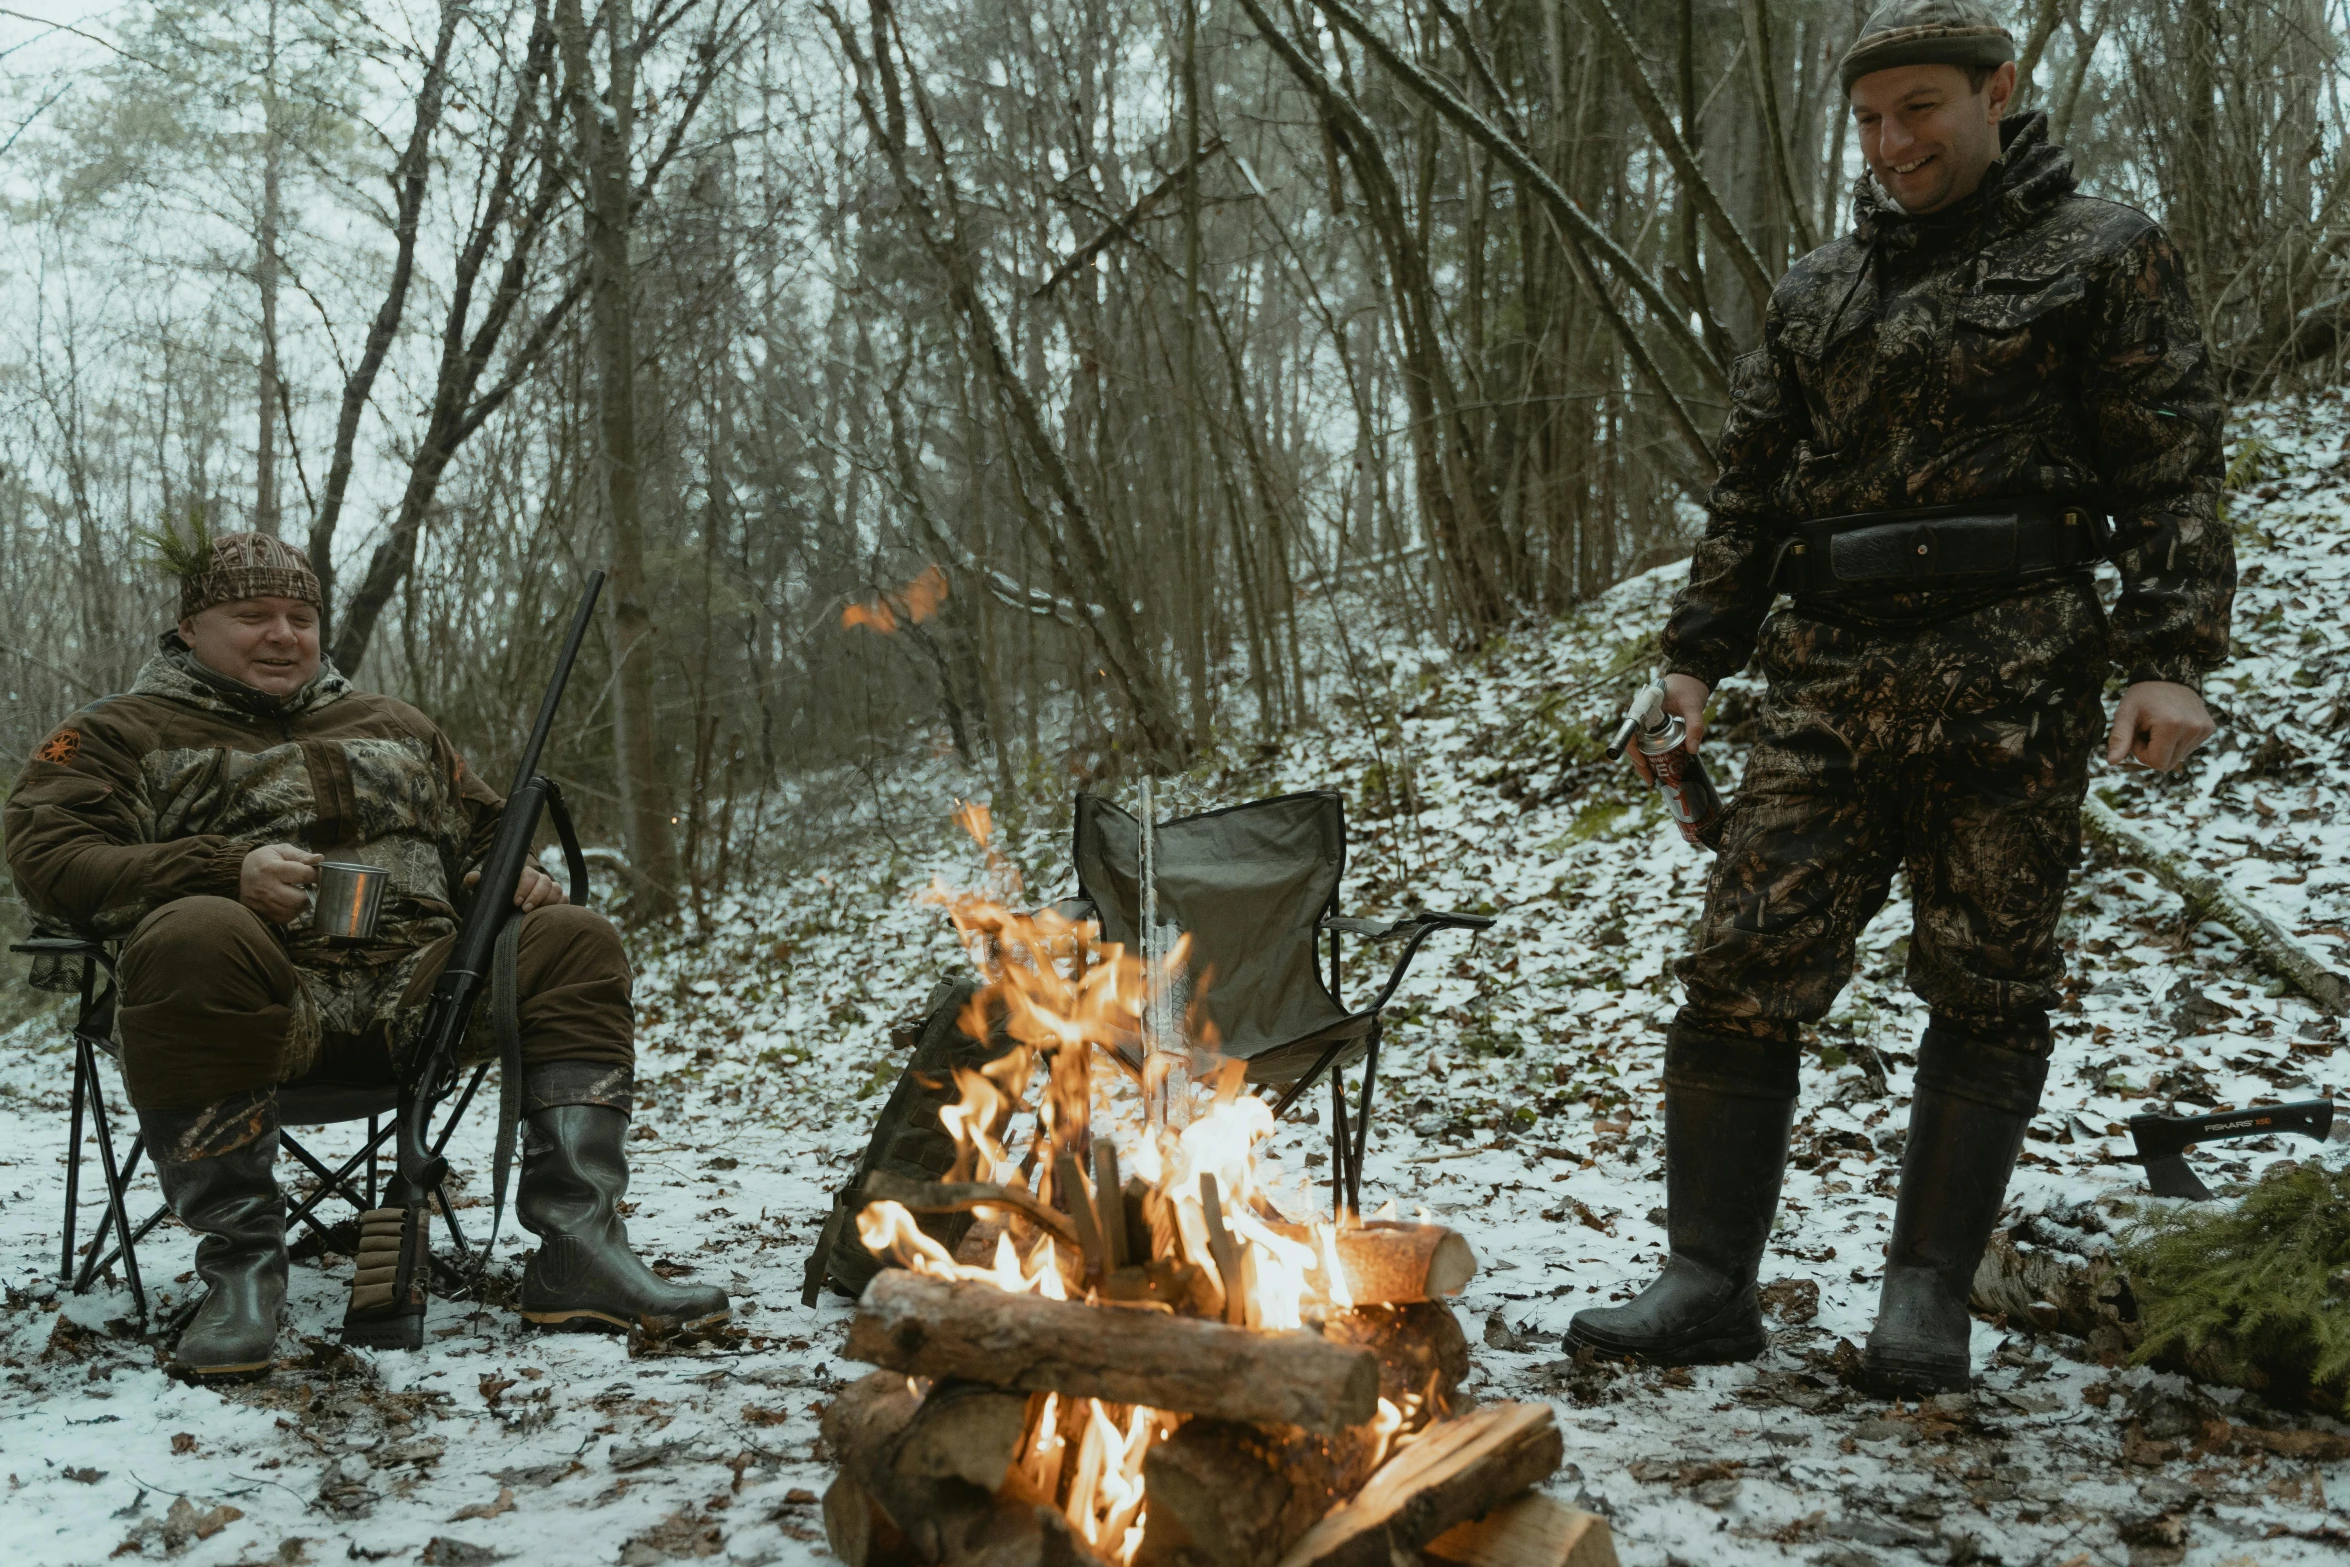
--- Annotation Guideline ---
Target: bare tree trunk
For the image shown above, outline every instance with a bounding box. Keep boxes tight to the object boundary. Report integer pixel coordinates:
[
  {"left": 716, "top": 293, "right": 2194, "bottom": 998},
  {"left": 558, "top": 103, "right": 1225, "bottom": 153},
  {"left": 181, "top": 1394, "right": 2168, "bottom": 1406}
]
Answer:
[
  {"left": 254, "top": 0, "right": 284, "bottom": 537},
  {"left": 556, "top": 0, "right": 681, "bottom": 917},
  {"left": 309, "top": 0, "right": 461, "bottom": 634}
]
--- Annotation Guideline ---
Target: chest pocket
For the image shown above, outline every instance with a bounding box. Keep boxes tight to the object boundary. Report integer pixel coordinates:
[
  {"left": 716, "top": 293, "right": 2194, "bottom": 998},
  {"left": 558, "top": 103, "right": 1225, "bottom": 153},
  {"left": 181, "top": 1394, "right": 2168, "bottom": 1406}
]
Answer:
[
  {"left": 1781, "top": 305, "right": 1880, "bottom": 453},
  {"left": 1948, "top": 272, "right": 2084, "bottom": 407}
]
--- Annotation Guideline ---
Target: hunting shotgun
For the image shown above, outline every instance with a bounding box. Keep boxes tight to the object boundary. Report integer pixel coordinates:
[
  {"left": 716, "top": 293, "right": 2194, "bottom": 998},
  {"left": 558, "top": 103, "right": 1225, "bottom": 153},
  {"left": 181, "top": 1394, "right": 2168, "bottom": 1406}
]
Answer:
[{"left": 343, "top": 572, "right": 605, "bottom": 1350}]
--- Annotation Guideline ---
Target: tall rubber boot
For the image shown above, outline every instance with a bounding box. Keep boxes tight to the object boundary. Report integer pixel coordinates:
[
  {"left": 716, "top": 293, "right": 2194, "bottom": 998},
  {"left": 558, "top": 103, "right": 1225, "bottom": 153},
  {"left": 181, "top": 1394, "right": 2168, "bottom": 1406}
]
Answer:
[
  {"left": 516, "top": 1065, "right": 730, "bottom": 1335},
  {"left": 1567, "top": 1028, "right": 1798, "bottom": 1364},
  {"left": 1861, "top": 1020, "right": 2049, "bottom": 1396},
  {"left": 142, "top": 1094, "right": 287, "bottom": 1380}
]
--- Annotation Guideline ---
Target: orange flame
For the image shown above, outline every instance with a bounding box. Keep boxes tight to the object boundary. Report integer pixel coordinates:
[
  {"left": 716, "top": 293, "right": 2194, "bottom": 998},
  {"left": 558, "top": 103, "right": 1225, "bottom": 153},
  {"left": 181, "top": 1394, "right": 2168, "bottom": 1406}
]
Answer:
[
  {"left": 854, "top": 809, "right": 1436, "bottom": 1560},
  {"left": 842, "top": 563, "right": 948, "bottom": 634}
]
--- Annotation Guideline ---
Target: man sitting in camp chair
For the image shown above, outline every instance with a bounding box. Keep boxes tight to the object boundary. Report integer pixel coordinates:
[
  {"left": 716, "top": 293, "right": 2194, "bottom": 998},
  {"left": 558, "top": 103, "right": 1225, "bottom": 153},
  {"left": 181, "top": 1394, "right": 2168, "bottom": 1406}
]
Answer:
[{"left": 3, "top": 531, "right": 725, "bottom": 1379}]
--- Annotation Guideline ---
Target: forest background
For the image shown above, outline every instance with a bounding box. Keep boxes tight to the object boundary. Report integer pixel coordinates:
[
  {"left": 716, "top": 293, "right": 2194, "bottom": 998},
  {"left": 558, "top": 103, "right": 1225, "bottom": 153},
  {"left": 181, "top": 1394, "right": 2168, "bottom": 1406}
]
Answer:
[{"left": 0, "top": 0, "right": 2342, "bottom": 935}]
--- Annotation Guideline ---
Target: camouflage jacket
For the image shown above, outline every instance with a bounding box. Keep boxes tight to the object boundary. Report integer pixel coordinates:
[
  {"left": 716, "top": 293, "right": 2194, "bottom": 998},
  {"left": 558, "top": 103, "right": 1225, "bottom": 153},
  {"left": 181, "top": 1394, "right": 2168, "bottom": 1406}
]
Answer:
[
  {"left": 4, "top": 636, "right": 501, "bottom": 966},
  {"left": 1662, "top": 112, "right": 2232, "bottom": 691}
]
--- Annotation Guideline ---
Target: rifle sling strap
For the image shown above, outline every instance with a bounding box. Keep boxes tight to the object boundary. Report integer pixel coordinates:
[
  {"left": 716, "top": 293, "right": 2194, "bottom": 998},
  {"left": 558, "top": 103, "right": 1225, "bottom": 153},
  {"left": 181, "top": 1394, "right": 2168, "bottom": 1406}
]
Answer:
[{"left": 481, "top": 913, "right": 525, "bottom": 1281}]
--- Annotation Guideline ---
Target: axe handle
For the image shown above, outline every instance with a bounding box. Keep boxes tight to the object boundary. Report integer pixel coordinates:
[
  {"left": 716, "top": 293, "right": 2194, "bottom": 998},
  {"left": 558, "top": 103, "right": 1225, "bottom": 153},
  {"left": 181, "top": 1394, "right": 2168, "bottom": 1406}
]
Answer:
[{"left": 2126, "top": 1098, "right": 2335, "bottom": 1163}]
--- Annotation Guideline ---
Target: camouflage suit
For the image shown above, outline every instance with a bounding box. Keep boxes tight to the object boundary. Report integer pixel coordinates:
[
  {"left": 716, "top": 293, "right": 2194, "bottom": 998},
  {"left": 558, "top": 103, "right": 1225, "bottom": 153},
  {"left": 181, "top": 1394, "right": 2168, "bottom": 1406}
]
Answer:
[{"left": 1662, "top": 111, "right": 2233, "bottom": 1053}]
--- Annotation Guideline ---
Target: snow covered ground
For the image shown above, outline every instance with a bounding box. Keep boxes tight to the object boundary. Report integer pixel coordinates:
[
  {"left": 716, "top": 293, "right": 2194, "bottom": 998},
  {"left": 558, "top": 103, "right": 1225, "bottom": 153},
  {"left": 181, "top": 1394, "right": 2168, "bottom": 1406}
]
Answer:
[{"left": 5, "top": 398, "right": 2350, "bottom": 1564}]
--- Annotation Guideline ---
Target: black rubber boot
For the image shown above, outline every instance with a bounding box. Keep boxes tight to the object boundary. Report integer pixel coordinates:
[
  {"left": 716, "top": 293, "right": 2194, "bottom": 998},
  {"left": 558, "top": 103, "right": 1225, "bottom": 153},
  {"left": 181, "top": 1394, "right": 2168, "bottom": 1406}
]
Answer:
[
  {"left": 143, "top": 1095, "right": 287, "bottom": 1380},
  {"left": 516, "top": 1067, "right": 729, "bottom": 1334},
  {"left": 1862, "top": 1020, "right": 2049, "bottom": 1397},
  {"left": 1567, "top": 1028, "right": 1798, "bottom": 1364}
]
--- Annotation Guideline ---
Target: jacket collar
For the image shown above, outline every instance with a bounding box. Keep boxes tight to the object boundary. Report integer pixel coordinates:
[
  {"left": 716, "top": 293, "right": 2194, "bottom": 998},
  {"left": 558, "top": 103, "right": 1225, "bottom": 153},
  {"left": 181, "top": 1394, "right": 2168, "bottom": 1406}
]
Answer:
[
  {"left": 1848, "top": 110, "right": 2077, "bottom": 258},
  {"left": 134, "top": 631, "right": 353, "bottom": 720}
]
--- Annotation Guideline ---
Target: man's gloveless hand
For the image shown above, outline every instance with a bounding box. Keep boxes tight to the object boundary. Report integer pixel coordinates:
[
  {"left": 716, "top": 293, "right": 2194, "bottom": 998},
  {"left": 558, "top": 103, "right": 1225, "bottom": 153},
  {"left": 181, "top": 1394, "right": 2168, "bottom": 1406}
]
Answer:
[
  {"left": 2106, "top": 681, "right": 2216, "bottom": 772},
  {"left": 1628, "top": 673, "right": 1711, "bottom": 786},
  {"left": 241, "top": 842, "right": 323, "bottom": 924},
  {"left": 464, "top": 862, "right": 567, "bottom": 912}
]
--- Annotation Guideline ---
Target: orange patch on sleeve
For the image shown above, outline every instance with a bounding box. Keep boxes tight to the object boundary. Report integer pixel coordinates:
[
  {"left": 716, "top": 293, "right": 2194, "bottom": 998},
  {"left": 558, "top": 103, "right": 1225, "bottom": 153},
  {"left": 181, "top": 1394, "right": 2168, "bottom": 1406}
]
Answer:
[{"left": 34, "top": 728, "right": 81, "bottom": 766}]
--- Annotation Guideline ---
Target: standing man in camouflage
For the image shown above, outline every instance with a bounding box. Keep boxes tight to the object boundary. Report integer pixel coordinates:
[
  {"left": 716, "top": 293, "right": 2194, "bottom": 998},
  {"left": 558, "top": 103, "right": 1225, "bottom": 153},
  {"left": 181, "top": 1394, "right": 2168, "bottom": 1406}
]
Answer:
[
  {"left": 1568, "top": 1, "right": 2231, "bottom": 1394},
  {"left": 6, "top": 532, "right": 727, "bottom": 1378}
]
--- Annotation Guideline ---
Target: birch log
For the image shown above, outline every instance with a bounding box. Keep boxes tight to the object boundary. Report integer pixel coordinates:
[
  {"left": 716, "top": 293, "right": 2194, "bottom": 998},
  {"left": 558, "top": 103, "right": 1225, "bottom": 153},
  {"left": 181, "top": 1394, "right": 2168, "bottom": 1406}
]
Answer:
[{"left": 2084, "top": 797, "right": 2349, "bottom": 1013}]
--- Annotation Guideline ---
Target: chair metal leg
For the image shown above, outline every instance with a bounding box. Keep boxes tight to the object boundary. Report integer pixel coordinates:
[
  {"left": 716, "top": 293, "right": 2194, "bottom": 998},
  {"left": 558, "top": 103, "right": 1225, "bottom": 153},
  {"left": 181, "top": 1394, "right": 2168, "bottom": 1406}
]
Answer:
[
  {"left": 76, "top": 1201, "right": 171, "bottom": 1290},
  {"left": 279, "top": 1129, "right": 392, "bottom": 1243},
  {"left": 1348, "top": 1023, "right": 1382, "bottom": 1216},
  {"left": 62, "top": 1037, "right": 89, "bottom": 1284},
  {"left": 1329, "top": 1067, "right": 1353, "bottom": 1222},
  {"left": 366, "top": 1115, "right": 378, "bottom": 1209},
  {"left": 77, "top": 1067, "right": 147, "bottom": 1320},
  {"left": 434, "top": 1188, "right": 471, "bottom": 1260},
  {"left": 428, "top": 1064, "right": 492, "bottom": 1159}
]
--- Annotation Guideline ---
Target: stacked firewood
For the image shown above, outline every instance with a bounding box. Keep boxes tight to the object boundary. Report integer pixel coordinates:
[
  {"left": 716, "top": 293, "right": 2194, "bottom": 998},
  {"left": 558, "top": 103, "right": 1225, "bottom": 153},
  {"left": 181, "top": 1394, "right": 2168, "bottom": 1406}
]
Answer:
[{"left": 819, "top": 1224, "right": 1616, "bottom": 1567}]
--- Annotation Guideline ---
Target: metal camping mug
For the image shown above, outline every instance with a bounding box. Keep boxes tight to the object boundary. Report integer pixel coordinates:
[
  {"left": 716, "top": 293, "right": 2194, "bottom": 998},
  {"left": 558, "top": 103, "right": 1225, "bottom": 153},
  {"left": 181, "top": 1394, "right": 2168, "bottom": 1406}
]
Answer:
[{"left": 312, "top": 861, "right": 391, "bottom": 943}]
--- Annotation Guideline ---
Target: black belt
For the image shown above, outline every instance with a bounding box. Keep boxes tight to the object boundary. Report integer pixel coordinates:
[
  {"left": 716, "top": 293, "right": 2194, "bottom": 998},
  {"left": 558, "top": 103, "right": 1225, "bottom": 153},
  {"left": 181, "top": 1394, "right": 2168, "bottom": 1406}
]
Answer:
[{"left": 1768, "top": 498, "right": 2110, "bottom": 597}]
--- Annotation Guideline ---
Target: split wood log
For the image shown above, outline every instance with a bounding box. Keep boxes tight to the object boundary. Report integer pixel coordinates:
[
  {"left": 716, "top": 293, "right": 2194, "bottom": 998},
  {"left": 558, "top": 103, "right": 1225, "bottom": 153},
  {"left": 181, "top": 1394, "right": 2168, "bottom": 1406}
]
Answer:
[
  {"left": 848, "top": 1271, "right": 1380, "bottom": 1434},
  {"left": 1272, "top": 1402, "right": 1564, "bottom": 1567},
  {"left": 2084, "top": 796, "right": 2350, "bottom": 1013},
  {"left": 894, "top": 1380, "right": 1033, "bottom": 1490},
  {"left": 1321, "top": 1301, "right": 1472, "bottom": 1415},
  {"left": 861, "top": 1169, "right": 1082, "bottom": 1249},
  {"left": 822, "top": 1470, "right": 914, "bottom": 1567},
  {"left": 1263, "top": 1221, "right": 1477, "bottom": 1304},
  {"left": 1136, "top": 1419, "right": 1378, "bottom": 1567},
  {"left": 1137, "top": 1301, "right": 1470, "bottom": 1567},
  {"left": 1423, "top": 1495, "right": 1619, "bottom": 1567},
  {"left": 822, "top": 1370, "right": 1109, "bottom": 1567}
]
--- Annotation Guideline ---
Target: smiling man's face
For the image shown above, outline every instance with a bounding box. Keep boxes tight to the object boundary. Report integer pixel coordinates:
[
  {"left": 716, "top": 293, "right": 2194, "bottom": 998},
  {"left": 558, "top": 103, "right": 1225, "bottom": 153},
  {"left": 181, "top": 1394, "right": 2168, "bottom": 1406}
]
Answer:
[
  {"left": 180, "top": 596, "right": 322, "bottom": 696},
  {"left": 1851, "top": 60, "right": 2015, "bottom": 215}
]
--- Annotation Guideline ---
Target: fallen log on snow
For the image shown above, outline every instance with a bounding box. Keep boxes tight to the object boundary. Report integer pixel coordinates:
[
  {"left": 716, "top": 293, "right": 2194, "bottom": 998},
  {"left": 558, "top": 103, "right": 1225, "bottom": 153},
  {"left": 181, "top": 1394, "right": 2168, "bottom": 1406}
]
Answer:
[
  {"left": 2084, "top": 796, "right": 2349, "bottom": 1013},
  {"left": 1261, "top": 1220, "right": 1478, "bottom": 1304},
  {"left": 1272, "top": 1402, "right": 1564, "bottom": 1567},
  {"left": 847, "top": 1271, "right": 1381, "bottom": 1434}
]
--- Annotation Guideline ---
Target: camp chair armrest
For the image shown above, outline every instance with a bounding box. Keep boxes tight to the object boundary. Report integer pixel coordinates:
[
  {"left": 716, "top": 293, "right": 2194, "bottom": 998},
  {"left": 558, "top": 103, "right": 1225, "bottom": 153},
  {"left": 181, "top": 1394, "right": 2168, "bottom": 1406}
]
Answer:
[
  {"left": 10, "top": 936, "right": 108, "bottom": 956},
  {"left": 1320, "top": 907, "right": 1495, "bottom": 941},
  {"left": 1354, "top": 908, "right": 1494, "bottom": 1016}
]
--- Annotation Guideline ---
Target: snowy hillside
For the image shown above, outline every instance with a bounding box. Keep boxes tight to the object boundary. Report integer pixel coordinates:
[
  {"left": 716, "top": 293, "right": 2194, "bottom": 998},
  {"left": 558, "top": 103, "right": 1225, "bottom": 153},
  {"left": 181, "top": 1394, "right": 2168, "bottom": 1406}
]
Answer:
[{"left": 4, "top": 398, "right": 2348, "bottom": 1565}]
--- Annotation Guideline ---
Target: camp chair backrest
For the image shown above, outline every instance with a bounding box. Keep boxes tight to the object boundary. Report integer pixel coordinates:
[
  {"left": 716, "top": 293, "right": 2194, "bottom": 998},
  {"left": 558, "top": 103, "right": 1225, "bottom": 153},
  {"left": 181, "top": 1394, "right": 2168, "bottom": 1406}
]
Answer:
[{"left": 1073, "top": 791, "right": 1355, "bottom": 1072}]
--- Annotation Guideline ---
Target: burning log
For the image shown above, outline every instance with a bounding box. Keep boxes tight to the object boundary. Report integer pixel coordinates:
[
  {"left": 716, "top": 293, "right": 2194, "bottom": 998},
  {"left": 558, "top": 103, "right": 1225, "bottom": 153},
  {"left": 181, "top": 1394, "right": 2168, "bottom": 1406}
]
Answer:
[
  {"left": 862, "top": 1169, "right": 1082, "bottom": 1250},
  {"left": 850, "top": 1272, "right": 1382, "bottom": 1435},
  {"left": 1137, "top": 1301, "right": 1472, "bottom": 1567},
  {"left": 822, "top": 1371, "right": 1110, "bottom": 1567},
  {"left": 1136, "top": 1420, "right": 1379, "bottom": 1567},
  {"left": 1423, "top": 1495, "right": 1619, "bottom": 1567},
  {"left": 1262, "top": 1221, "right": 1478, "bottom": 1305},
  {"left": 1272, "top": 1403, "right": 1565, "bottom": 1567}
]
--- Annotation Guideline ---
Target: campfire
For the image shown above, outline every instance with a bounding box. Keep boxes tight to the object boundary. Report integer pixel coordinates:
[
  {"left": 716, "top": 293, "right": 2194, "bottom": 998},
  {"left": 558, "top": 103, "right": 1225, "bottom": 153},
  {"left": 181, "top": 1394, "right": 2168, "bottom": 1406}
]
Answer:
[{"left": 818, "top": 808, "right": 1597, "bottom": 1567}]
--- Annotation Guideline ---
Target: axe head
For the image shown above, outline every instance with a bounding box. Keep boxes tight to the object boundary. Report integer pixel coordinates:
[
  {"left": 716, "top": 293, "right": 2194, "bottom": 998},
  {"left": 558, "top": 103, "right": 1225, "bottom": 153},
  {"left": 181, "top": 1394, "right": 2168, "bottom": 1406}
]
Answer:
[
  {"left": 2121, "top": 1099, "right": 2340, "bottom": 1202},
  {"left": 2132, "top": 1150, "right": 2218, "bottom": 1202}
]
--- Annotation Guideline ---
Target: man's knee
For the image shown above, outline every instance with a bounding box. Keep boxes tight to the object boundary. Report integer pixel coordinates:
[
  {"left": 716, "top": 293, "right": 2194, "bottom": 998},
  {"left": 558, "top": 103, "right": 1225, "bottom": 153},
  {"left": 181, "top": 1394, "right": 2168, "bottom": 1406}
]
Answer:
[
  {"left": 118, "top": 896, "right": 299, "bottom": 1112},
  {"left": 513, "top": 904, "right": 633, "bottom": 1073}
]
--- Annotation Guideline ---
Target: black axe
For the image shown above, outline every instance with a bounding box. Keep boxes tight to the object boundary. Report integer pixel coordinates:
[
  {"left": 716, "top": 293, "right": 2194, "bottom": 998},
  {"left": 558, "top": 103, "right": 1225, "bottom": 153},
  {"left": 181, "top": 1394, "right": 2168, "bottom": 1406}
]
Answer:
[{"left": 2120, "top": 1099, "right": 2346, "bottom": 1200}]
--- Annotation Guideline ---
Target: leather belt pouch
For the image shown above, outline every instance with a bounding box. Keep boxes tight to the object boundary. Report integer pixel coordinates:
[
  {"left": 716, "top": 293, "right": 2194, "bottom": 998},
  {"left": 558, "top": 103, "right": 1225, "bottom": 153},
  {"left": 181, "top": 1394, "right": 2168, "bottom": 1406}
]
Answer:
[{"left": 1828, "top": 513, "right": 2019, "bottom": 585}]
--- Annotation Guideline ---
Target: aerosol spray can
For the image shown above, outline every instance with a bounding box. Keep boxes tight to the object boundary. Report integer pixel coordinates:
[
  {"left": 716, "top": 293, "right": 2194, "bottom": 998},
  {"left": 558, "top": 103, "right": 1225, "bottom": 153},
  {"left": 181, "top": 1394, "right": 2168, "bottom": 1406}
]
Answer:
[{"left": 1607, "top": 679, "right": 1726, "bottom": 850}]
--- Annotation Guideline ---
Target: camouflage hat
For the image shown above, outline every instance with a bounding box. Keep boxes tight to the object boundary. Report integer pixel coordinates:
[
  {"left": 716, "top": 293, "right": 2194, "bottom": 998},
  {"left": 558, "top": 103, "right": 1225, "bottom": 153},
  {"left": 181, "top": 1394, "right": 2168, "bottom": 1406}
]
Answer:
[
  {"left": 1840, "top": 0, "right": 2016, "bottom": 92},
  {"left": 175, "top": 531, "right": 323, "bottom": 619}
]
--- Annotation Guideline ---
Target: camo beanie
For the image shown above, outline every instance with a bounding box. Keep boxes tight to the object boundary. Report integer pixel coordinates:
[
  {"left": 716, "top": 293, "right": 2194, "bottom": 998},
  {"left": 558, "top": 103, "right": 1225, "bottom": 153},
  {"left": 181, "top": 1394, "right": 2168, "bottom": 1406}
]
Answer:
[
  {"left": 172, "top": 531, "right": 323, "bottom": 619},
  {"left": 1840, "top": 0, "right": 2016, "bottom": 92}
]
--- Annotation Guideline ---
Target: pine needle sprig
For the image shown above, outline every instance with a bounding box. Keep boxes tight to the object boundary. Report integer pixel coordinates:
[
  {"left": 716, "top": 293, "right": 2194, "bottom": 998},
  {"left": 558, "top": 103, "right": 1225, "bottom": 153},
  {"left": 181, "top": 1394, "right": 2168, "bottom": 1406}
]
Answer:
[
  {"left": 2123, "top": 1161, "right": 2350, "bottom": 1402},
  {"left": 138, "top": 504, "right": 216, "bottom": 583}
]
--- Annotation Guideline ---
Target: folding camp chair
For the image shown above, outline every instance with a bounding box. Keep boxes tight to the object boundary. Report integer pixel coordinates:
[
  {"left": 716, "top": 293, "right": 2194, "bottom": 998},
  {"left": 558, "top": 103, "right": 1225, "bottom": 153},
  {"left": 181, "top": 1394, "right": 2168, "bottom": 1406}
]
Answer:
[
  {"left": 11, "top": 934, "right": 487, "bottom": 1325},
  {"left": 1068, "top": 790, "right": 1491, "bottom": 1217}
]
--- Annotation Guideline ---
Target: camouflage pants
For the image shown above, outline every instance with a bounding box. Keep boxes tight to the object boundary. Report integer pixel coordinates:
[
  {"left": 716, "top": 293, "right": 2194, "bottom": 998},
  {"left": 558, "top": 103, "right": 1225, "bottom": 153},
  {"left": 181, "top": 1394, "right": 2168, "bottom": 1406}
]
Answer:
[
  {"left": 1675, "top": 579, "right": 2108, "bottom": 1054},
  {"left": 117, "top": 895, "right": 636, "bottom": 1119}
]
